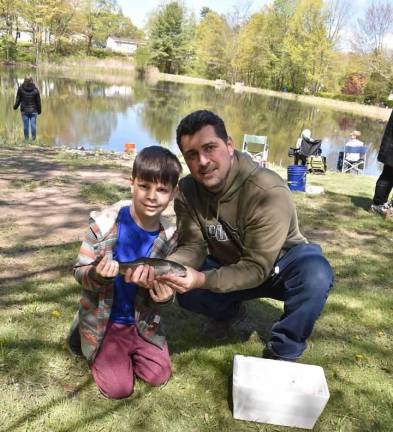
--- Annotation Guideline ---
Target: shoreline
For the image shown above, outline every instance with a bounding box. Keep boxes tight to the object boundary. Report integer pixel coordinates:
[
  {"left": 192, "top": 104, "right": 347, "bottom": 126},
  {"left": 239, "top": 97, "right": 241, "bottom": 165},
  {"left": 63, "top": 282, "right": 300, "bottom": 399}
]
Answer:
[{"left": 158, "top": 72, "right": 391, "bottom": 121}]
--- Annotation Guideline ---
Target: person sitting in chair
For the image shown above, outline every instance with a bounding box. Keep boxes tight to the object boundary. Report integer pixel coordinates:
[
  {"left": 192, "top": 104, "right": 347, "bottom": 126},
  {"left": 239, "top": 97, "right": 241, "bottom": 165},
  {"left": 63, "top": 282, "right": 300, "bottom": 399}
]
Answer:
[
  {"left": 294, "top": 129, "right": 321, "bottom": 166},
  {"left": 345, "top": 130, "right": 364, "bottom": 163}
]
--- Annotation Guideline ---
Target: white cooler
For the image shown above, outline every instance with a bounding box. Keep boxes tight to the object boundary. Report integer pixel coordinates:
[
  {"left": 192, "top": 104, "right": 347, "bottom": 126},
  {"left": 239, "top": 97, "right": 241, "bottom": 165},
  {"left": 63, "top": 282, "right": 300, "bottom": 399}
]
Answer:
[{"left": 233, "top": 355, "right": 330, "bottom": 429}]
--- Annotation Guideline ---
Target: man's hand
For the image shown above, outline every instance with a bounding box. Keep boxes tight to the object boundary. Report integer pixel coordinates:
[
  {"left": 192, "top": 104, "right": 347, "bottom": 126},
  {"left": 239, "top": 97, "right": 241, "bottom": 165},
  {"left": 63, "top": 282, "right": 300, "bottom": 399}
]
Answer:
[
  {"left": 157, "top": 266, "right": 205, "bottom": 294},
  {"left": 124, "top": 264, "right": 155, "bottom": 289},
  {"left": 149, "top": 281, "right": 174, "bottom": 303},
  {"left": 95, "top": 255, "right": 119, "bottom": 278}
]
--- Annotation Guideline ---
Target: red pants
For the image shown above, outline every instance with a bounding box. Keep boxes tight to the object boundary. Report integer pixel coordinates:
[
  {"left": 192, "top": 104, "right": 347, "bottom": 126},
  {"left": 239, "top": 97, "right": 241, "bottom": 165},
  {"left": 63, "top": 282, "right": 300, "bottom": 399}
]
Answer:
[{"left": 91, "top": 321, "right": 171, "bottom": 399}]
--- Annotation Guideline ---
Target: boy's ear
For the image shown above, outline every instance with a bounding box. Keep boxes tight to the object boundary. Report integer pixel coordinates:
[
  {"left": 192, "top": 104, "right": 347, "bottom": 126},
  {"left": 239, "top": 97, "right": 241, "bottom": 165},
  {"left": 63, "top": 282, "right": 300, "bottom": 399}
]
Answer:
[
  {"left": 130, "top": 177, "right": 134, "bottom": 187},
  {"left": 169, "top": 185, "right": 178, "bottom": 200}
]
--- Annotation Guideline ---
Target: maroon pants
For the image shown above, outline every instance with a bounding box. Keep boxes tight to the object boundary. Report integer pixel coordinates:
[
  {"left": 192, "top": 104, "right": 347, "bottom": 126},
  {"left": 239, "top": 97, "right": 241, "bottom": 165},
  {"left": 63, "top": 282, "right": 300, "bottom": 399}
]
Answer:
[{"left": 91, "top": 321, "right": 171, "bottom": 399}]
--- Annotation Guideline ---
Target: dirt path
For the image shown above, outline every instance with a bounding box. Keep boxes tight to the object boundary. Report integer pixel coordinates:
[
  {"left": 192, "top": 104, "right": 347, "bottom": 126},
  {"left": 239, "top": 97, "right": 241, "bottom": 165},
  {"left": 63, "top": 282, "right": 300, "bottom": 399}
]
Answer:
[{"left": 0, "top": 146, "right": 132, "bottom": 282}]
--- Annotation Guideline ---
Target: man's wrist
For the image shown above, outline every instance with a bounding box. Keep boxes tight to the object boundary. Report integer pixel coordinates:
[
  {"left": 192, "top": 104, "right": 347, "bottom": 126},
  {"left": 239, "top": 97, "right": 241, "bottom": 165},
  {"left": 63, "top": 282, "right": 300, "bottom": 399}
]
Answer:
[{"left": 196, "top": 271, "right": 206, "bottom": 288}]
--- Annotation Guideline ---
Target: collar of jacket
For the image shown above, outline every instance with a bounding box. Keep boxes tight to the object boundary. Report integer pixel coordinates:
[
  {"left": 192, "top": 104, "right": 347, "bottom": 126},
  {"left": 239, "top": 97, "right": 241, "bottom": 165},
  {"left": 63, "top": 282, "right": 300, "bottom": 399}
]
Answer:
[{"left": 89, "top": 200, "right": 175, "bottom": 240}]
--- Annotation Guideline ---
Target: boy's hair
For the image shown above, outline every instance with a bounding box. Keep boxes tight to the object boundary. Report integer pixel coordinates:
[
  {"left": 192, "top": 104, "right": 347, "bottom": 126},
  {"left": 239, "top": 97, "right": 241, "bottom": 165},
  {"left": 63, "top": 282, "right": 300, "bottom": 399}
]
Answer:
[
  {"left": 132, "top": 146, "right": 182, "bottom": 187},
  {"left": 176, "top": 110, "right": 228, "bottom": 150}
]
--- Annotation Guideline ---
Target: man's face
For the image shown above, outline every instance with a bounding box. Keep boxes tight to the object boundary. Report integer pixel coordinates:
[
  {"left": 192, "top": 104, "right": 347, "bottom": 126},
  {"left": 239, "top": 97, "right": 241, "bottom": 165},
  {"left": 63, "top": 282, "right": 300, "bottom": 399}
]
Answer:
[
  {"left": 131, "top": 177, "right": 176, "bottom": 222},
  {"left": 180, "top": 125, "right": 234, "bottom": 193}
]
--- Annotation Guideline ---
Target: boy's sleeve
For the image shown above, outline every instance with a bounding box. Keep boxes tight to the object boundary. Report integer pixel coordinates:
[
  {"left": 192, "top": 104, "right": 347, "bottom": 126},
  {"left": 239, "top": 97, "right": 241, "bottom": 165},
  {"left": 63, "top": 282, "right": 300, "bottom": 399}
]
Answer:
[
  {"left": 36, "top": 90, "right": 41, "bottom": 114},
  {"left": 13, "top": 88, "right": 21, "bottom": 110},
  {"left": 73, "top": 224, "right": 113, "bottom": 291}
]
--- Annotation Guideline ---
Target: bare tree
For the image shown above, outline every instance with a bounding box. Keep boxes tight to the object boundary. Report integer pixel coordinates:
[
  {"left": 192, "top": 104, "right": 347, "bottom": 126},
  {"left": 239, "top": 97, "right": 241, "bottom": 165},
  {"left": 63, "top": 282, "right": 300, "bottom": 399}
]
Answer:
[
  {"left": 353, "top": 0, "right": 393, "bottom": 54},
  {"left": 324, "top": 0, "right": 351, "bottom": 46}
]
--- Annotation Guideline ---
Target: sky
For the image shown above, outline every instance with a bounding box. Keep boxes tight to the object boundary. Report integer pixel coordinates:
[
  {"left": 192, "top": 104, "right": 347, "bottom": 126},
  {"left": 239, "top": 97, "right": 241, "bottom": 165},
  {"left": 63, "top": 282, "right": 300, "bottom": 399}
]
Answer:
[
  {"left": 118, "top": 0, "right": 269, "bottom": 28},
  {"left": 117, "top": 0, "right": 373, "bottom": 29},
  {"left": 117, "top": 0, "right": 392, "bottom": 50}
]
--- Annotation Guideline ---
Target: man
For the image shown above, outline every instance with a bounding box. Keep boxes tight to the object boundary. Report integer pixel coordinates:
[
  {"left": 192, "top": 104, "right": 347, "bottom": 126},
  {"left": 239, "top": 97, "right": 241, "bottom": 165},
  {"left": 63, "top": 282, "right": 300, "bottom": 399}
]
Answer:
[
  {"left": 160, "top": 110, "right": 333, "bottom": 362},
  {"left": 13, "top": 75, "right": 41, "bottom": 140},
  {"left": 369, "top": 111, "right": 393, "bottom": 217},
  {"left": 344, "top": 130, "right": 364, "bottom": 163}
]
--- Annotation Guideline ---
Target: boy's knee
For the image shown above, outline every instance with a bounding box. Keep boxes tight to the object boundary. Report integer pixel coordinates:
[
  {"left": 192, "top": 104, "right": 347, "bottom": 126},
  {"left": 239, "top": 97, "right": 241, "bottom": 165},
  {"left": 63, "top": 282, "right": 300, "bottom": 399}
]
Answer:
[
  {"left": 97, "top": 380, "right": 134, "bottom": 399},
  {"left": 141, "top": 363, "right": 172, "bottom": 387}
]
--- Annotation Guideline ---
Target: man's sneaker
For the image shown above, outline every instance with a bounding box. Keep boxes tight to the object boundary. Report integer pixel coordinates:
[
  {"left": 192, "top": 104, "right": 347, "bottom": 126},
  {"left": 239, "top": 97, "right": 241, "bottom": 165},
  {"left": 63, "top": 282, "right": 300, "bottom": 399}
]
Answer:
[
  {"left": 262, "top": 343, "right": 297, "bottom": 362},
  {"left": 202, "top": 304, "right": 247, "bottom": 341},
  {"left": 369, "top": 203, "right": 393, "bottom": 218}
]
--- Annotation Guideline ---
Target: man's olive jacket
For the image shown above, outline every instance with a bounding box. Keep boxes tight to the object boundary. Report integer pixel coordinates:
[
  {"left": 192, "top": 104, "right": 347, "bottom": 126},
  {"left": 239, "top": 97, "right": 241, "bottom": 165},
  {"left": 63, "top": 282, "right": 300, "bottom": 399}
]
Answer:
[{"left": 169, "top": 151, "right": 307, "bottom": 293}]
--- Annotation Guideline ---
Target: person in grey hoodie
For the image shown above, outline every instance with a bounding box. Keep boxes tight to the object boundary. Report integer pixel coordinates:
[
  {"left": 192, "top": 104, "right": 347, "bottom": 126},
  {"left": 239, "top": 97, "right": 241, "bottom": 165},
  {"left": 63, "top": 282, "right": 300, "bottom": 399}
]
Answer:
[
  {"left": 157, "top": 110, "right": 334, "bottom": 362},
  {"left": 13, "top": 75, "right": 41, "bottom": 140}
]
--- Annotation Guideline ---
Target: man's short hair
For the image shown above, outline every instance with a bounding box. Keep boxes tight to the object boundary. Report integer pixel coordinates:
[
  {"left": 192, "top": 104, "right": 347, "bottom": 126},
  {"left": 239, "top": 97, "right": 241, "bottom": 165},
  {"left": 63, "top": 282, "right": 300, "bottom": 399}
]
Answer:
[
  {"left": 132, "top": 146, "right": 182, "bottom": 187},
  {"left": 24, "top": 75, "right": 33, "bottom": 84},
  {"left": 176, "top": 110, "right": 228, "bottom": 150}
]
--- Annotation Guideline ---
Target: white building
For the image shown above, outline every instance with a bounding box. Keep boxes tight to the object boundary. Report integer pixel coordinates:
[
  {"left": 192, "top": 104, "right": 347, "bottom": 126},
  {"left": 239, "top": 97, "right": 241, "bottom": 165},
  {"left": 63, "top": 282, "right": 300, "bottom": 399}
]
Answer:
[{"left": 106, "top": 37, "right": 139, "bottom": 55}]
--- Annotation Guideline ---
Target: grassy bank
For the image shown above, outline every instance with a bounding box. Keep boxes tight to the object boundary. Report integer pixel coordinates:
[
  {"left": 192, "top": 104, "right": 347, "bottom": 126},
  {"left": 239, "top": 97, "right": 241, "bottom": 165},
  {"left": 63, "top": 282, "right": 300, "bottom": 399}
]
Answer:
[{"left": 0, "top": 145, "right": 392, "bottom": 432}]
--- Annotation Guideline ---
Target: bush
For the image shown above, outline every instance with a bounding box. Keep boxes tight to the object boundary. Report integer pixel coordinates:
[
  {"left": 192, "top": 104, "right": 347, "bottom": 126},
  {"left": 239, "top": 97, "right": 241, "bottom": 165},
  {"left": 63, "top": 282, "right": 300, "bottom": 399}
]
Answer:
[
  {"left": 317, "top": 92, "right": 363, "bottom": 103},
  {"left": 0, "top": 35, "right": 18, "bottom": 61}
]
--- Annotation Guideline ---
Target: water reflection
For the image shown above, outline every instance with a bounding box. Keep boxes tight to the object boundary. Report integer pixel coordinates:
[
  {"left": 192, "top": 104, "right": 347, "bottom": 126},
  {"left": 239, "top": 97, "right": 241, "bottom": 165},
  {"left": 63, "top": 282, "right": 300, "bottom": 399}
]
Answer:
[{"left": 0, "top": 67, "right": 387, "bottom": 175}]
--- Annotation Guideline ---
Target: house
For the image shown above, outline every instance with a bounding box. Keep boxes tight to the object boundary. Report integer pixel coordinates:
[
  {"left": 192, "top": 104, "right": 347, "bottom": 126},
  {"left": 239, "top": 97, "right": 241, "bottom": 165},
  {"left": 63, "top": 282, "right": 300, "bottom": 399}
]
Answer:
[{"left": 106, "top": 37, "right": 139, "bottom": 55}]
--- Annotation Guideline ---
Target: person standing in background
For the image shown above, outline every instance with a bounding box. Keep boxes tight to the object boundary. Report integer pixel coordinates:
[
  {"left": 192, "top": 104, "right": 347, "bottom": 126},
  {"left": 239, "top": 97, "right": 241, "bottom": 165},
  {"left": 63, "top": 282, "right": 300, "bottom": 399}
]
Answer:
[
  {"left": 13, "top": 75, "right": 41, "bottom": 141},
  {"left": 370, "top": 111, "right": 393, "bottom": 217}
]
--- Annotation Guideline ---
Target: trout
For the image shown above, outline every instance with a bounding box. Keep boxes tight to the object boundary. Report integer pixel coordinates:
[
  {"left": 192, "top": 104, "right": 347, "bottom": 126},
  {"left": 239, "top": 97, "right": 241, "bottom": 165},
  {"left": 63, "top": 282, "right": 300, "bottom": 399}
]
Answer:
[{"left": 74, "top": 256, "right": 187, "bottom": 277}]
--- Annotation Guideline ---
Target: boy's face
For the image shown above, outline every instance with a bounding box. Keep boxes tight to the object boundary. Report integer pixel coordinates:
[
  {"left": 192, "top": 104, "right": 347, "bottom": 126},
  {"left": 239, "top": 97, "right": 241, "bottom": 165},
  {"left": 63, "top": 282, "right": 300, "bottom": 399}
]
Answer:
[{"left": 130, "top": 177, "right": 176, "bottom": 221}]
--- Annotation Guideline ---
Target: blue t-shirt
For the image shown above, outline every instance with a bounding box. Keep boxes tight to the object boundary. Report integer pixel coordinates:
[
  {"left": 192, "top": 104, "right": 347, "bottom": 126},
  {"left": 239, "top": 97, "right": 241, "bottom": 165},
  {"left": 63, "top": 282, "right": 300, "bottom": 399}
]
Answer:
[{"left": 110, "top": 206, "right": 160, "bottom": 325}]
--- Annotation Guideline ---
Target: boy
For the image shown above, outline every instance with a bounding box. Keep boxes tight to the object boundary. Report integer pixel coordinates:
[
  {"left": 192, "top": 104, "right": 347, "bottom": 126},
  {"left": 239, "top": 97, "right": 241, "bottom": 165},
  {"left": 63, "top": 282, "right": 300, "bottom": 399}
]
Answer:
[{"left": 68, "top": 146, "right": 182, "bottom": 399}]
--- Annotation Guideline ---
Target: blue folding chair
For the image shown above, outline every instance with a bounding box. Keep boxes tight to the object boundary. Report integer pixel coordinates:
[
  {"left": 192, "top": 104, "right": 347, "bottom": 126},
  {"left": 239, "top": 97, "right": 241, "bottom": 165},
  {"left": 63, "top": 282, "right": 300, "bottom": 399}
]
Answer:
[{"left": 341, "top": 145, "right": 367, "bottom": 175}]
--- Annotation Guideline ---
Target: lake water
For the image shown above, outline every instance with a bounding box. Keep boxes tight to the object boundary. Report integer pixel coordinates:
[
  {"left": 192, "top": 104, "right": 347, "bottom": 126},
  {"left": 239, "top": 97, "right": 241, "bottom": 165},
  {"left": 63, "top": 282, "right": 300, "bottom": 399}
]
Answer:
[{"left": 1, "top": 68, "right": 388, "bottom": 176}]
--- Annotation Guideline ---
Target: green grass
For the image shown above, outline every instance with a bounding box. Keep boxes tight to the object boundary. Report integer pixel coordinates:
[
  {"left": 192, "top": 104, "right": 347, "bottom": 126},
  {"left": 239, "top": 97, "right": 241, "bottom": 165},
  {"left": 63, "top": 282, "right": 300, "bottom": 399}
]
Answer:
[
  {"left": 80, "top": 181, "right": 130, "bottom": 204},
  {"left": 0, "top": 151, "right": 392, "bottom": 432}
]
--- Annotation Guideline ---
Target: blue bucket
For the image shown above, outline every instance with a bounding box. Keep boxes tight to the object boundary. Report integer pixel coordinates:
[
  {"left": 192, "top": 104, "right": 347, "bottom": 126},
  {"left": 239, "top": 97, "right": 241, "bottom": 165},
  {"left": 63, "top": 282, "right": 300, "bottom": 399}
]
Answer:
[{"left": 287, "top": 165, "right": 307, "bottom": 192}]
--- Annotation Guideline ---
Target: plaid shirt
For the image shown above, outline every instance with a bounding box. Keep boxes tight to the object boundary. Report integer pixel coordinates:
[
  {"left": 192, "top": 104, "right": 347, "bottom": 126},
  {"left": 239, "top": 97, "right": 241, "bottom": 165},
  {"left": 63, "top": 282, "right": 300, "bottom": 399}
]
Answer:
[{"left": 71, "top": 200, "right": 178, "bottom": 362}]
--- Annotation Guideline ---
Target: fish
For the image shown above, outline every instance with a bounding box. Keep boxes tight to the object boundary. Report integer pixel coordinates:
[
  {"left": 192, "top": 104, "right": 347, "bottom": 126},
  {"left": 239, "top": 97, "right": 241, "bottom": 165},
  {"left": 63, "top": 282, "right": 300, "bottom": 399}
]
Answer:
[{"left": 74, "top": 256, "right": 187, "bottom": 277}]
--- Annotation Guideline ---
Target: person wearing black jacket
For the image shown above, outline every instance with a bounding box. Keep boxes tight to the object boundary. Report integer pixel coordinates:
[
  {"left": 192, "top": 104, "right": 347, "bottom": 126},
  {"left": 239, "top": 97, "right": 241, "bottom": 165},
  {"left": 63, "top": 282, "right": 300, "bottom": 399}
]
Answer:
[
  {"left": 13, "top": 75, "right": 41, "bottom": 140},
  {"left": 370, "top": 110, "right": 393, "bottom": 217}
]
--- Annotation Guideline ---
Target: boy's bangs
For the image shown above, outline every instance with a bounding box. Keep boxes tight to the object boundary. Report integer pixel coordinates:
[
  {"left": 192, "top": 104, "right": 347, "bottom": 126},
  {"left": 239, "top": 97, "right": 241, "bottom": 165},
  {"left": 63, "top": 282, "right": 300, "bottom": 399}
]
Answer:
[{"left": 132, "top": 146, "right": 182, "bottom": 187}]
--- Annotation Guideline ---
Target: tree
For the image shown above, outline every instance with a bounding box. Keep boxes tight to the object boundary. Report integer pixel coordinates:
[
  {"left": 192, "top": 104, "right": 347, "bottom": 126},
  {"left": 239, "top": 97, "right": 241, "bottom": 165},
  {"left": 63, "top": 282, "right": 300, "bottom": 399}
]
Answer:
[
  {"left": 232, "top": 12, "right": 271, "bottom": 87},
  {"left": 341, "top": 72, "right": 367, "bottom": 96},
  {"left": 194, "top": 11, "right": 230, "bottom": 80},
  {"left": 282, "top": 0, "right": 343, "bottom": 94},
  {"left": 352, "top": 0, "right": 393, "bottom": 82},
  {"left": 0, "top": 0, "right": 20, "bottom": 61},
  {"left": 148, "top": 2, "right": 194, "bottom": 74}
]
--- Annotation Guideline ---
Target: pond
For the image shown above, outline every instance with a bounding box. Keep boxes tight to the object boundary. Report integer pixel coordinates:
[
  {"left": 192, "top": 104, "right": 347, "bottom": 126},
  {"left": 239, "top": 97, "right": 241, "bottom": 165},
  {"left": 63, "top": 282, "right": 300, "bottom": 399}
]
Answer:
[{"left": 0, "top": 67, "right": 388, "bottom": 176}]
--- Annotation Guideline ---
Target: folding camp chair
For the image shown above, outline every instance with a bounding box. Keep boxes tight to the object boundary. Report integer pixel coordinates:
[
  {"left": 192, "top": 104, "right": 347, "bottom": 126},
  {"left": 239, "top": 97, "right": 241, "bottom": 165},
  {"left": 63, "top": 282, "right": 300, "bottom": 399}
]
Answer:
[
  {"left": 341, "top": 145, "right": 367, "bottom": 175},
  {"left": 242, "top": 134, "right": 269, "bottom": 167}
]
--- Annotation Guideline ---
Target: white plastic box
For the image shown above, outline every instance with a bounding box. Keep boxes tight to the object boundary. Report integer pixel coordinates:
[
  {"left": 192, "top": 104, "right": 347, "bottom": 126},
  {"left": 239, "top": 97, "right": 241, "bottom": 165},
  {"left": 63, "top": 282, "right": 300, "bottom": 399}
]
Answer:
[{"left": 233, "top": 355, "right": 330, "bottom": 429}]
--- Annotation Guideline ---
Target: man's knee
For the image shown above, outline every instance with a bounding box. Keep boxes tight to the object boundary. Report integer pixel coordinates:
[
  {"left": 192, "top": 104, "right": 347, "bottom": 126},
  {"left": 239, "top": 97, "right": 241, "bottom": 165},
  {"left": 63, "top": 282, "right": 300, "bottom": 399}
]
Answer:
[{"left": 296, "top": 254, "right": 334, "bottom": 299}]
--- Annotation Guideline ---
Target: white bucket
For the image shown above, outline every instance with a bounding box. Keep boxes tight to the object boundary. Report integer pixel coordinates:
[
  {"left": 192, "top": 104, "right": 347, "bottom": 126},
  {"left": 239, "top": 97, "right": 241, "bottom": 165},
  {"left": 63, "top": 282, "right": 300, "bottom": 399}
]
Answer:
[{"left": 233, "top": 355, "right": 330, "bottom": 429}]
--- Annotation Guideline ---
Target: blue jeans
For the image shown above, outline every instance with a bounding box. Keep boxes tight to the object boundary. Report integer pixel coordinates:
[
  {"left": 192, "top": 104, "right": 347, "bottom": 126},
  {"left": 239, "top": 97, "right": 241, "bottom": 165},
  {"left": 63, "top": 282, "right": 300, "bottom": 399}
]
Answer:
[
  {"left": 177, "top": 243, "right": 333, "bottom": 359},
  {"left": 22, "top": 112, "right": 37, "bottom": 140}
]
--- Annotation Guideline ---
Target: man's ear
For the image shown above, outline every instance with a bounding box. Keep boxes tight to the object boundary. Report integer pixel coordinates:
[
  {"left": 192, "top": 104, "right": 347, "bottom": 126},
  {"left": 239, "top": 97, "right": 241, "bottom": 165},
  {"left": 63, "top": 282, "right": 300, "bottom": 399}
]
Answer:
[{"left": 227, "top": 136, "right": 235, "bottom": 157}]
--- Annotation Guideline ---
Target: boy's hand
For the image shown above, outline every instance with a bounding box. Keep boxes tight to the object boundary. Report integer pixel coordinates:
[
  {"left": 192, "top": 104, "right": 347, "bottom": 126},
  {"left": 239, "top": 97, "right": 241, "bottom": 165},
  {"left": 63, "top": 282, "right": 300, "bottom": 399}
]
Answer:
[
  {"left": 149, "top": 281, "right": 174, "bottom": 303},
  {"left": 157, "top": 266, "right": 205, "bottom": 293},
  {"left": 124, "top": 264, "right": 155, "bottom": 289},
  {"left": 95, "top": 255, "right": 119, "bottom": 278}
]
